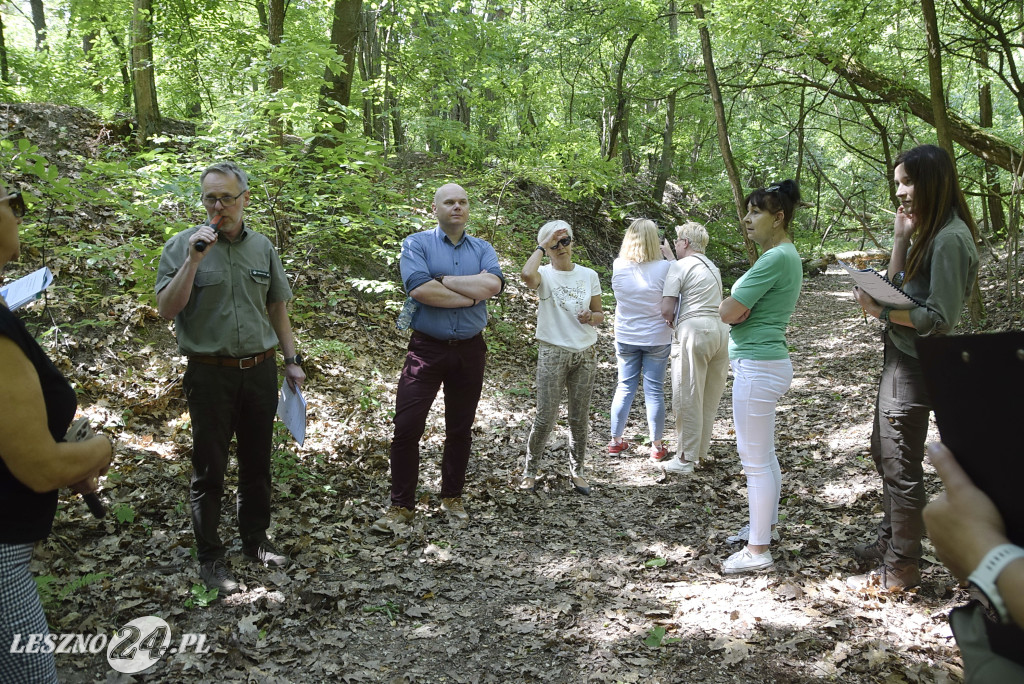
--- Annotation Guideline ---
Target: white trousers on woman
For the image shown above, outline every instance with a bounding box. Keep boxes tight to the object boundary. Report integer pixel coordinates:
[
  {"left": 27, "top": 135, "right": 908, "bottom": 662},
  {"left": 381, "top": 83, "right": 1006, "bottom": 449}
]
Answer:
[{"left": 731, "top": 358, "right": 793, "bottom": 546}]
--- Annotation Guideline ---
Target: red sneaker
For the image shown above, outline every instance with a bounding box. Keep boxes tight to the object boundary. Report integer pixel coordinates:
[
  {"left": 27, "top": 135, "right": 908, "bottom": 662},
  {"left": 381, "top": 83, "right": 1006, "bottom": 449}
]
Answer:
[
  {"left": 649, "top": 445, "right": 669, "bottom": 462},
  {"left": 607, "top": 440, "right": 630, "bottom": 455}
]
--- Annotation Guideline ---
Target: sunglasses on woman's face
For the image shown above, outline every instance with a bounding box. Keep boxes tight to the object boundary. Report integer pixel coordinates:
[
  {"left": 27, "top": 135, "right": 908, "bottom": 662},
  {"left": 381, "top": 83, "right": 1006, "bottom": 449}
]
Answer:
[
  {"left": 554, "top": 236, "right": 572, "bottom": 248},
  {"left": 0, "top": 191, "right": 26, "bottom": 218}
]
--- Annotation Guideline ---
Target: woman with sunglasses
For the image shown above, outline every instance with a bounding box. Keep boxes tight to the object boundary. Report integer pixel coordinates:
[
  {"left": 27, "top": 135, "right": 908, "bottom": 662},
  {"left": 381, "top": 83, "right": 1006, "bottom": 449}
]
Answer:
[
  {"left": 718, "top": 180, "right": 803, "bottom": 574},
  {"left": 0, "top": 185, "right": 112, "bottom": 681},
  {"left": 850, "top": 145, "right": 979, "bottom": 590},
  {"left": 607, "top": 218, "right": 672, "bottom": 461},
  {"left": 520, "top": 221, "right": 603, "bottom": 494}
]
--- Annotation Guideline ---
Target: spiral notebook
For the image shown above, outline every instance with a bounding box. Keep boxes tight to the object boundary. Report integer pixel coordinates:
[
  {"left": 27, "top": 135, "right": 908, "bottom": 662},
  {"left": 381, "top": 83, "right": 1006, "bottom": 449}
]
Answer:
[
  {"left": 838, "top": 261, "right": 922, "bottom": 309},
  {"left": 916, "top": 331, "right": 1024, "bottom": 546}
]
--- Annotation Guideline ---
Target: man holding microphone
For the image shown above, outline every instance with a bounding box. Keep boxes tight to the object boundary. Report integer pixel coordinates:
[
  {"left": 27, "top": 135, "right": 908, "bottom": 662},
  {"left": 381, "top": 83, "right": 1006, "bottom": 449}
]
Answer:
[{"left": 156, "top": 162, "right": 304, "bottom": 595}]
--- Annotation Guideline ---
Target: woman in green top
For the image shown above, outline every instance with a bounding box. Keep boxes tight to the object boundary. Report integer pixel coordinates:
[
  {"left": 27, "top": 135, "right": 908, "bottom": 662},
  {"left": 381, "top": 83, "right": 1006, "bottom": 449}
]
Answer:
[
  {"left": 850, "top": 144, "right": 978, "bottom": 590},
  {"left": 718, "top": 180, "right": 803, "bottom": 574}
]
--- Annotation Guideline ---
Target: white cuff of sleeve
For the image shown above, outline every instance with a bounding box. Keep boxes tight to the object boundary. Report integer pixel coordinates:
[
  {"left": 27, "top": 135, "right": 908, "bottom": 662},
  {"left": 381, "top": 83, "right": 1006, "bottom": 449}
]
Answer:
[{"left": 968, "top": 543, "right": 1024, "bottom": 624}]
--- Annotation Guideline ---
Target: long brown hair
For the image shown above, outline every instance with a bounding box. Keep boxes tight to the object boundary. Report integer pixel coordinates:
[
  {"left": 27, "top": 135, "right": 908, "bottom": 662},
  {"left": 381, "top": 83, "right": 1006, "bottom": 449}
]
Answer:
[{"left": 896, "top": 145, "right": 978, "bottom": 283}]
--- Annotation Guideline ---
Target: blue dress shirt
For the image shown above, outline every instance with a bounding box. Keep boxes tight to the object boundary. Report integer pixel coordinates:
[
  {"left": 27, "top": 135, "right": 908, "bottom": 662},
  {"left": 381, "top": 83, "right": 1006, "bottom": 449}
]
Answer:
[{"left": 400, "top": 227, "right": 505, "bottom": 340}]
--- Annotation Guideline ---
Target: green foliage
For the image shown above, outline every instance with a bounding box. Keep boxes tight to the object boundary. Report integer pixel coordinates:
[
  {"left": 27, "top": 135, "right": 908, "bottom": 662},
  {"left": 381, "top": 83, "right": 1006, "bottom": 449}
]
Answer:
[
  {"left": 185, "top": 583, "right": 219, "bottom": 608},
  {"left": 643, "top": 625, "right": 680, "bottom": 648},
  {"left": 34, "top": 572, "right": 111, "bottom": 610},
  {"left": 111, "top": 503, "right": 136, "bottom": 524}
]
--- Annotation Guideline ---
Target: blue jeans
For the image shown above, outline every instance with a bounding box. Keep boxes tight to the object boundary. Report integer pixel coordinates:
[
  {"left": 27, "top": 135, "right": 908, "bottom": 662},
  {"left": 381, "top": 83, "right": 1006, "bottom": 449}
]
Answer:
[{"left": 610, "top": 341, "right": 670, "bottom": 441}]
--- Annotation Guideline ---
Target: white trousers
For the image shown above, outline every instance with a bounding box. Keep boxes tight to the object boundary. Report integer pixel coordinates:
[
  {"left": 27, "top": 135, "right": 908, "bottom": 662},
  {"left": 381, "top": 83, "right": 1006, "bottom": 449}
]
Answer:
[{"left": 731, "top": 358, "right": 793, "bottom": 546}]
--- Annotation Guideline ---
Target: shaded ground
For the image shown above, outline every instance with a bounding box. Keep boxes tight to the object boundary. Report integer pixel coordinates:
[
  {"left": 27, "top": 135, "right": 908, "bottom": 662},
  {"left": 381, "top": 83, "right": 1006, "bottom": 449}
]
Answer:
[
  {"left": 5, "top": 102, "right": 1016, "bottom": 682},
  {"left": 37, "top": 266, "right": 980, "bottom": 683}
]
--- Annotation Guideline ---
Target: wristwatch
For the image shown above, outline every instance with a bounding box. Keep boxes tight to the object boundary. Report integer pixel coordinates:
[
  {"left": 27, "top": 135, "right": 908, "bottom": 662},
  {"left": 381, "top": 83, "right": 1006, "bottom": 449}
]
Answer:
[
  {"left": 284, "top": 354, "right": 303, "bottom": 366},
  {"left": 879, "top": 306, "right": 893, "bottom": 324},
  {"left": 536, "top": 245, "right": 546, "bottom": 256},
  {"left": 968, "top": 543, "right": 1024, "bottom": 624}
]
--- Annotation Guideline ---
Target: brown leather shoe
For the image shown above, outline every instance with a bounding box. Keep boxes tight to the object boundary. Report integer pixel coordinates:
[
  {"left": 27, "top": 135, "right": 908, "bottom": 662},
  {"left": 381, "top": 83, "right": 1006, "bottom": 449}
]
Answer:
[
  {"left": 847, "top": 564, "right": 921, "bottom": 591},
  {"left": 853, "top": 538, "right": 886, "bottom": 564}
]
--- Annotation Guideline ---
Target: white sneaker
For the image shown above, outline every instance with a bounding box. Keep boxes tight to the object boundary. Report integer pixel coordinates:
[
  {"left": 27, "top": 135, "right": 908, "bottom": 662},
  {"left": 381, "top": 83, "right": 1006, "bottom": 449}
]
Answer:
[
  {"left": 726, "top": 523, "right": 780, "bottom": 544},
  {"left": 663, "top": 458, "right": 694, "bottom": 474},
  {"left": 722, "top": 547, "right": 774, "bottom": 574}
]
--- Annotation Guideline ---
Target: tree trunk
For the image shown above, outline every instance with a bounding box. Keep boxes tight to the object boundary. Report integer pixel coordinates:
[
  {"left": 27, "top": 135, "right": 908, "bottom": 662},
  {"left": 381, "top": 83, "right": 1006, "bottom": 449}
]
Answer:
[
  {"left": 319, "top": 0, "right": 362, "bottom": 140},
  {"left": 130, "top": 0, "right": 161, "bottom": 146},
  {"left": 358, "top": 8, "right": 384, "bottom": 141},
  {"left": 653, "top": 0, "right": 678, "bottom": 203},
  {"left": 267, "top": 0, "right": 285, "bottom": 144},
  {"left": 977, "top": 46, "right": 1006, "bottom": 234},
  {"left": 810, "top": 47, "right": 1022, "bottom": 172},
  {"left": 0, "top": 13, "right": 9, "bottom": 82},
  {"left": 920, "top": 0, "right": 955, "bottom": 156},
  {"left": 101, "top": 16, "right": 134, "bottom": 110},
  {"left": 694, "top": 3, "right": 758, "bottom": 265},
  {"left": 605, "top": 34, "right": 639, "bottom": 164},
  {"left": 30, "top": 0, "right": 47, "bottom": 51}
]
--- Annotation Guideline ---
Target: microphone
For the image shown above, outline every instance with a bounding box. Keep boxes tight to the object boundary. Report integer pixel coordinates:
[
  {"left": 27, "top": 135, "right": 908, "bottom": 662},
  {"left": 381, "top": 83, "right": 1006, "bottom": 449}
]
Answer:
[{"left": 195, "top": 215, "right": 223, "bottom": 252}]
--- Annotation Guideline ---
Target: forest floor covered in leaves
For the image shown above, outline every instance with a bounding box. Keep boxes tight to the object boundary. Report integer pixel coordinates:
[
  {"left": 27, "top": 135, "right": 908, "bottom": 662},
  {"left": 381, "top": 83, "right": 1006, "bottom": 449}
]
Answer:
[
  {"left": 36, "top": 262, "right": 1015, "bottom": 684},
  {"left": 7, "top": 102, "right": 1020, "bottom": 683}
]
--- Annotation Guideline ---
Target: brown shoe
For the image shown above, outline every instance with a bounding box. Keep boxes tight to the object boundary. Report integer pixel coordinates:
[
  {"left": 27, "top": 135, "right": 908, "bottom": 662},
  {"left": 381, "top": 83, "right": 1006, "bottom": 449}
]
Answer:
[
  {"left": 371, "top": 506, "right": 415, "bottom": 534},
  {"left": 440, "top": 497, "right": 469, "bottom": 522},
  {"left": 853, "top": 538, "right": 886, "bottom": 564},
  {"left": 847, "top": 564, "right": 921, "bottom": 591}
]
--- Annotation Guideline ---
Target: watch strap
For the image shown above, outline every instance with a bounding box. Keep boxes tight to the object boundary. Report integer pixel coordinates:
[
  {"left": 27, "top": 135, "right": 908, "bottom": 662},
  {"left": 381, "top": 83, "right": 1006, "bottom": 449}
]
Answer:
[
  {"left": 968, "top": 543, "right": 1024, "bottom": 624},
  {"left": 536, "top": 245, "right": 546, "bottom": 256},
  {"left": 879, "top": 306, "right": 893, "bottom": 324}
]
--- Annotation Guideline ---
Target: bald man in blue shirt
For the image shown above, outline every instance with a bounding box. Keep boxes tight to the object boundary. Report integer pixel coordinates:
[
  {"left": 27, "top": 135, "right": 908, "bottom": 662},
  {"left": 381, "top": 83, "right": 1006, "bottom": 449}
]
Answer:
[{"left": 373, "top": 184, "right": 504, "bottom": 532}]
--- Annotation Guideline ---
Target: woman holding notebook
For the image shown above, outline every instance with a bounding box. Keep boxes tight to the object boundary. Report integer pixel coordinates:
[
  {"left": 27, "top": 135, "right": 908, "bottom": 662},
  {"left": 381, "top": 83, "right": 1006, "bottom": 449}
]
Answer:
[{"left": 850, "top": 144, "right": 979, "bottom": 590}]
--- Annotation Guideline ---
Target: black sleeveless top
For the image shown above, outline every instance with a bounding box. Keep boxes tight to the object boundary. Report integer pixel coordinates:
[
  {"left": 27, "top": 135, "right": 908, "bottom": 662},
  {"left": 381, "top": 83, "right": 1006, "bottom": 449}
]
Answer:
[{"left": 0, "top": 304, "right": 76, "bottom": 543}]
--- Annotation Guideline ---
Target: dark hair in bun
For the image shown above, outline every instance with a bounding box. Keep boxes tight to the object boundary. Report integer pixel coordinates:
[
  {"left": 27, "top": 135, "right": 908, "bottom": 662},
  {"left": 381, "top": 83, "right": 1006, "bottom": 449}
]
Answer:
[{"left": 744, "top": 179, "right": 800, "bottom": 230}]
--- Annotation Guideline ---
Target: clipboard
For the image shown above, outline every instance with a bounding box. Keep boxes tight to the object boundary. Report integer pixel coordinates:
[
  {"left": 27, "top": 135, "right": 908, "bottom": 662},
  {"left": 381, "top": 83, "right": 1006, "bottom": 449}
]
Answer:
[
  {"left": 839, "top": 261, "right": 922, "bottom": 309},
  {"left": 916, "top": 331, "right": 1024, "bottom": 545}
]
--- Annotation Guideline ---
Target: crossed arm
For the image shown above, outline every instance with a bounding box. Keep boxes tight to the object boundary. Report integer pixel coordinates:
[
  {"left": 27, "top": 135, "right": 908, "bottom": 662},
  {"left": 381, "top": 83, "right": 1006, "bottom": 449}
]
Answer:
[{"left": 411, "top": 271, "right": 502, "bottom": 308}]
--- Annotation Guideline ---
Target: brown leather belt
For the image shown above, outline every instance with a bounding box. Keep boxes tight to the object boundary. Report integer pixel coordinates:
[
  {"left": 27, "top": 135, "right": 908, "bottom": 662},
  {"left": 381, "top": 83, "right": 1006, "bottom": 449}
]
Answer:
[{"left": 188, "top": 349, "right": 274, "bottom": 369}]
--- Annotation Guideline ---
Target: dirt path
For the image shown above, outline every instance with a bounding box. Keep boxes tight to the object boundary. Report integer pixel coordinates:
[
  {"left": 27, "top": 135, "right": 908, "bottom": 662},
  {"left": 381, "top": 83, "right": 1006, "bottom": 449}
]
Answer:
[{"left": 50, "top": 266, "right": 964, "bottom": 683}]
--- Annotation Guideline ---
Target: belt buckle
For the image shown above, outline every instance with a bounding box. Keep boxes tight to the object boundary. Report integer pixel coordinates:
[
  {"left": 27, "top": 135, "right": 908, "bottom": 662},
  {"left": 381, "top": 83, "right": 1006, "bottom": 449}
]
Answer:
[{"left": 238, "top": 355, "right": 255, "bottom": 369}]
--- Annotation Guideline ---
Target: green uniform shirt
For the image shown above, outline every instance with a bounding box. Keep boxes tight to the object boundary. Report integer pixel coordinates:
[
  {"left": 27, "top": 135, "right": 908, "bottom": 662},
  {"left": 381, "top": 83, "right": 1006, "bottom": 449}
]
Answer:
[
  {"left": 155, "top": 224, "right": 292, "bottom": 357},
  {"left": 728, "top": 242, "right": 802, "bottom": 360},
  {"left": 889, "top": 214, "right": 978, "bottom": 358}
]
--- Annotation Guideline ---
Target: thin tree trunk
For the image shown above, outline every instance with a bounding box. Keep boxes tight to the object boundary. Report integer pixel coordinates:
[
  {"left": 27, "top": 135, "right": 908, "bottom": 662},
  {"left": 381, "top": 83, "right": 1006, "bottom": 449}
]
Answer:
[
  {"left": 694, "top": 3, "right": 757, "bottom": 264},
  {"left": 30, "top": 0, "right": 47, "bottom": 51},
  {"left": 130, "top": 0, "right": 161, "bottom": 146},
  {"left": 267, "top": 0, "right": 285, "bottom": 144},
  {"left": 977, "top": 46, "right": 1006, "bottom": 235},
  {"left": 605, "top": 34, "right": 639, "bottom": 164},
  {"left": 653, "top": 0, "right": 678, "bottom": 202},
  {"left": 0, "top": 13, "right": 9, "bottom": 82},
  {"left": 319, "top": 0, "right": 362, "bottom": 140},
  {"left": 921, "top": 0, "right": 955, "bottom": 155}
]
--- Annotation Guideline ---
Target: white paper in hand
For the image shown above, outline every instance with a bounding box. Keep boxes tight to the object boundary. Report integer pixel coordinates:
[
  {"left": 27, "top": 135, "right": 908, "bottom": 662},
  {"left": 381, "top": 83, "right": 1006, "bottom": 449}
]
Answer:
[
  {"left": 277, "top": 381, "right": 307, "bottom": 446},
  {"left": 0, "top": 267, "right": 54, "bottom": 311}
]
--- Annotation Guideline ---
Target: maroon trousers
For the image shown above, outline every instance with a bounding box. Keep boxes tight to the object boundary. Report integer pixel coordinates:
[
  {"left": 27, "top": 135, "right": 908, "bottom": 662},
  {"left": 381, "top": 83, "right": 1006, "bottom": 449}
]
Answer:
[{"left": 388, "top": 333, "right": 487, "bottom": 509}]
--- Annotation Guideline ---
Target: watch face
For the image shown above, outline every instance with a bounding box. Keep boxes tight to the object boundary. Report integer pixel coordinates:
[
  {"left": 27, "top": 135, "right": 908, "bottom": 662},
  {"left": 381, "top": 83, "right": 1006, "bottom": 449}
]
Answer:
[{"left": 295, "top": 354, "right": 303, "bottom": 365}]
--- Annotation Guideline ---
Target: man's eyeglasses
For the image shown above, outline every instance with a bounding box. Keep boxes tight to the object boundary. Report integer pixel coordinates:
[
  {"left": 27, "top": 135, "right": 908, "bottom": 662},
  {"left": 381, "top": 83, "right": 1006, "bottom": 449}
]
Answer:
[
  {"left": 554, "top": 236, "right": 572, "bottom": 248},
  {"left": 0, "top": 191, "right": 26, "bottom": 218},
  {"left": 201, "top": 190, "right": 246, "bottom": 207}
]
